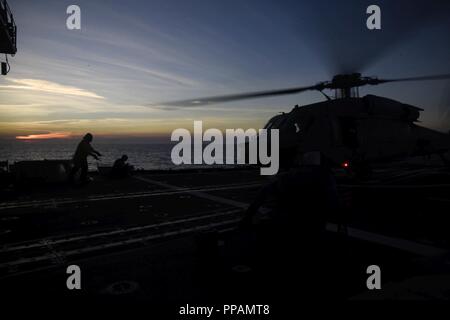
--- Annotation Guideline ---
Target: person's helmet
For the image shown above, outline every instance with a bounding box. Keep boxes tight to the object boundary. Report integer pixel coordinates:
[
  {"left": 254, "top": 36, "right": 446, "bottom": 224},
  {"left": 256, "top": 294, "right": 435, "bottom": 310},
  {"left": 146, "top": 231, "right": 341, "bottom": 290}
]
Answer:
[
  {"left": 121, "top": 154, "right": 128, "bottom": 161},
  {"left": 83, "top": 133, "right": 93, "bottom": 142}
]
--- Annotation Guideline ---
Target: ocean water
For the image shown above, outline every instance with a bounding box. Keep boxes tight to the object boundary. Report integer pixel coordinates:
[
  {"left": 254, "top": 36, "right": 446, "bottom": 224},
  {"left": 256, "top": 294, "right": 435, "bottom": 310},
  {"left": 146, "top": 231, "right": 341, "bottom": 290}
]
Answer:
[{"left": 0, "top": 140, "right": 237, "bottom": 171}]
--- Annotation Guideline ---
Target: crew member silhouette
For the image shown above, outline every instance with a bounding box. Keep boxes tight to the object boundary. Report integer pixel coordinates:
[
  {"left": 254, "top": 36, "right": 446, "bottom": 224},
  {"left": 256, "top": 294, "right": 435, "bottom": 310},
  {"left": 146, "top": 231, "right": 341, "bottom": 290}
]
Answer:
[
  {"left": 69, "top": 133, "right": 102, "bottom": 184},
  {"left": 242, "top": 151, "right": 340, "bottom": 299},
  {"left": 111, "top": 154, "right": 133, "bottom": 178},
  {"left": 243, "top": 151, "right": 338, "bottom": 234}
]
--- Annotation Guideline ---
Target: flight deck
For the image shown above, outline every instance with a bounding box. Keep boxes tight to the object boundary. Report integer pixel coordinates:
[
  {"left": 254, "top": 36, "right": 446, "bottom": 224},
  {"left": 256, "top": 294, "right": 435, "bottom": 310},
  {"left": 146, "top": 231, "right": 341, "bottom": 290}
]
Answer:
[{"left": 1, "top": 159, "right": 450, "bottom": 305}]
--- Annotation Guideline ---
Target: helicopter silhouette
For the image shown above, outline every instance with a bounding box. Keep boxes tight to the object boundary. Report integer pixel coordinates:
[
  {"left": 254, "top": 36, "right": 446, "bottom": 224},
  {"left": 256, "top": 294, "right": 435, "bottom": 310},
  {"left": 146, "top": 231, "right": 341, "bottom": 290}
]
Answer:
[{"left": 163, "top": 72, "right": 450, "bottom": 172}]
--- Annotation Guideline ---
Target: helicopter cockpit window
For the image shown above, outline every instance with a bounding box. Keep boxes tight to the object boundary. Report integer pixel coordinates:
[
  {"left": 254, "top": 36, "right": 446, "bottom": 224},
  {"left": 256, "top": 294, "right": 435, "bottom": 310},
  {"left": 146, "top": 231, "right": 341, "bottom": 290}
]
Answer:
[
  {"left": 264, "top": 116, "right": 286, "bottom": 130},
  {"left": 293, "top": 116, "right": 314, "bottom": 134},
  {"left": 264, "top": 119, "right": 275, "bottom": 129}
]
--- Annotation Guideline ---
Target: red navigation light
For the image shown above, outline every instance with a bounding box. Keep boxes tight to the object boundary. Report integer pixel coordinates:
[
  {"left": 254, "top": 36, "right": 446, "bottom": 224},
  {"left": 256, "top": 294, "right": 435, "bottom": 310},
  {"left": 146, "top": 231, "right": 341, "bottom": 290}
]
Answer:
[{"left": 342, "top": 161, "right": 350, "bottom": 168}]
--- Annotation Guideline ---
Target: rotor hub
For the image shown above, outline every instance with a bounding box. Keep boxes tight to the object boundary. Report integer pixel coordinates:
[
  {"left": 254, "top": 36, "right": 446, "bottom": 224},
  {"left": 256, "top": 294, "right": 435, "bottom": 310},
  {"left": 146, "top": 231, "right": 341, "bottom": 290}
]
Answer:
[{"left": 330, "top": 73, "right": 363, "bottom": 89}]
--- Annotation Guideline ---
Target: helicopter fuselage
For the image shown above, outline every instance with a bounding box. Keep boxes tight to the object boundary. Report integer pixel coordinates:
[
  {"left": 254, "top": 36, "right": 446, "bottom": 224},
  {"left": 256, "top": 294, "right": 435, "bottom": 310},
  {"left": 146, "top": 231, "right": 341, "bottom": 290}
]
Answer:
[{"left": 264, "top": 94, "right": 450, "bottom": 168}]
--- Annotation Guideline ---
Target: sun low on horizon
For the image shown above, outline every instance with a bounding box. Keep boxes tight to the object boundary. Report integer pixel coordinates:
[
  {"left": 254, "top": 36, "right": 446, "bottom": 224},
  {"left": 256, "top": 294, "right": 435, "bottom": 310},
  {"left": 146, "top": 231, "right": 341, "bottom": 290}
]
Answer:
[{"left": 1, "top": 0, "right": 450, "bottom": 142}]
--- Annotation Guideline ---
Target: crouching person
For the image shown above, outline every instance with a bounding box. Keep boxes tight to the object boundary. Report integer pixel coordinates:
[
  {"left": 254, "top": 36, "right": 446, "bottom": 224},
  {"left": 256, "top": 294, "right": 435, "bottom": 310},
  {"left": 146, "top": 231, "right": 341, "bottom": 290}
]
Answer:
[{"left": 111, "top": 154, "right": 134, "bottom": 178}]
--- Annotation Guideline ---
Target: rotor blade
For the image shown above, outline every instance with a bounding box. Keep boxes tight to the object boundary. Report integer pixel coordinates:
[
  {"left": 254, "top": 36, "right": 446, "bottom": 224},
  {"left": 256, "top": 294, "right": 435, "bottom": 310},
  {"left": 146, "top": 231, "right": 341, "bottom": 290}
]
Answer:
[
  {"left": 161, "top": 85, "right": 319, "bottom": 106},
  {"left": 378, "top": 74, "right": 450, "bottom": 84},
  {"left": 297, "top": 0, "right": 450, "bottom": 76}
]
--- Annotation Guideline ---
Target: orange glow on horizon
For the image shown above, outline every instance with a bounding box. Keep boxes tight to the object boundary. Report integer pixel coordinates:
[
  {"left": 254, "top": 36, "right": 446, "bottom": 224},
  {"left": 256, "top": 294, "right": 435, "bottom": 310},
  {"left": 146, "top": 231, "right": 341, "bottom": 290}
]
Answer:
[{"left": 16, "top": 133, "right": 71, "bottom": 140}]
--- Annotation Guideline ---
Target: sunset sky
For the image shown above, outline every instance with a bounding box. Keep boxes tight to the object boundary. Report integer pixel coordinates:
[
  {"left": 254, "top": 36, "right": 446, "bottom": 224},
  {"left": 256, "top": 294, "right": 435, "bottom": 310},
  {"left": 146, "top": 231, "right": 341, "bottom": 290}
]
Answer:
[{"left": 0, "top": 0, "right": 449, "bottom": 141}]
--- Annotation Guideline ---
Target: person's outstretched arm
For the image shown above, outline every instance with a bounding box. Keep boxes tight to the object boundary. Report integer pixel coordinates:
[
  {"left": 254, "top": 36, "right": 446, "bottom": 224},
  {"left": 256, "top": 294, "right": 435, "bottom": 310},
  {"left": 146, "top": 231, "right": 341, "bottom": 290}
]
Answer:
[
  {"left": 87, "top": 144, "right": 102, "bottom": 157},
  {"left": 89, "top": 152, "right": 100, "bottom": 160}
]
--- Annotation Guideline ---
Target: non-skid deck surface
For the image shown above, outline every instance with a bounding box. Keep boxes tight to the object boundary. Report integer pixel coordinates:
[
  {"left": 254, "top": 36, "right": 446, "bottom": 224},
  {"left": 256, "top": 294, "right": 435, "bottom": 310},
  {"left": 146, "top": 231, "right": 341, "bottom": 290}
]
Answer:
[{"left": 1, "top": 165, "right": 450, "bottom": 303}]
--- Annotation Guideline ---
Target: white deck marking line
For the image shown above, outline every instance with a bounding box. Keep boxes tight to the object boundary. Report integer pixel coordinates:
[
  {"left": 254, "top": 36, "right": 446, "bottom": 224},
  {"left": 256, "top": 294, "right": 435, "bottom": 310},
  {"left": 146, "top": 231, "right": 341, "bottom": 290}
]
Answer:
[
  {"left": 137, "top": 176, "right": 448, "bottom": 257},
  {"left": 0, "top": 182, "right": 262, "bottom": 210},
  {"left": 134, "top": 176, "right": 253, "bottom": 209},
  {"left": 326, "top": 223, "right": 447, "bottom": 257},
  {"left": 1, "top": 209, "right": 241, "bottom": 252},
  {"left": 0, "top": 182, "right": 251, "bottom": 206},
  {"left": 378, "top": 169, "right": 434, "bottom": 183},
  {"left": 0, "top": 218, "right": 240, "bottom": 270}
]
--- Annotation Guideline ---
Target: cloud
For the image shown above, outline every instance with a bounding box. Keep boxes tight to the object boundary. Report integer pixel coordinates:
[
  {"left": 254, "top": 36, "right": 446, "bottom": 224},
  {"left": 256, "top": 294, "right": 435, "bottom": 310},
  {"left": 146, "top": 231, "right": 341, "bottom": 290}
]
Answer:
[
  {"left": 16, "top": 132, "right": 71, "bottom": 140},
  {"left": 0, "top": 79, "right": 105, "bottom": 99}
]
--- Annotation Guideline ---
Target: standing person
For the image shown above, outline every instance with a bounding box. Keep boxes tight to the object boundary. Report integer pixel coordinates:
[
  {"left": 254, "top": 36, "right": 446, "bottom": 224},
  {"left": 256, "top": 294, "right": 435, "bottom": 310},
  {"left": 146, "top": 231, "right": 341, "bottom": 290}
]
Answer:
[
  {"left": 68, "top": 133, "right": 102, "bottom": 184},
  {"left": 241, "top": 151, "right": 340, "bottom": 299}
]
